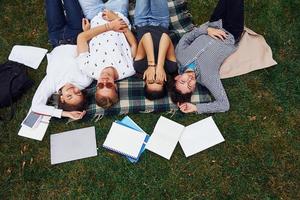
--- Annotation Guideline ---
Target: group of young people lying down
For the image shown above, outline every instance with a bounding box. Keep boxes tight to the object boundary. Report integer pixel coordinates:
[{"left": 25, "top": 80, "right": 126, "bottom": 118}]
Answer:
[{"left": 31, "top": 0, "right": 244, "bottom": 120}]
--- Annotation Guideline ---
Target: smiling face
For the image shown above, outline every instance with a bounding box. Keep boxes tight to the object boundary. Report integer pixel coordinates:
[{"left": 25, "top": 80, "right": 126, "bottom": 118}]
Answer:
[
  {"left": 175, "top": 71, "right": 197, "bottom": 94},
  {"left": 96, "top": 68, "right": 118, "bottom": 99},
  {"left": 60, "top": 83, "right": 84, "bottom": 106},
  {"left": 95, "top": 68, "right": 119, "bottom": 108}
]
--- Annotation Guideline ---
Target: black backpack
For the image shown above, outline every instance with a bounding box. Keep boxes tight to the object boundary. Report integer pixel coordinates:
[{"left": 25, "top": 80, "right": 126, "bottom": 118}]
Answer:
[{"left": 0, "top": 61, "right": 34, "bottom": 120}]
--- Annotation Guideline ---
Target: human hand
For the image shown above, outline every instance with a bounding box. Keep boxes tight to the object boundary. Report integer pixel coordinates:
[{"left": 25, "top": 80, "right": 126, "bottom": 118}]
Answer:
[
  {"left": 177, "top": 102, "right": 197, "bottom": 113},
  {"left": 82, "top": 18, "right": 90, "bottom": 32},
  {"left": 109, "top": 18, "right": 128, "bottom": 32},
  {"left": 102, "top": 9, "right": 119, "bottom": 21},
  {"left": 62, "top": 110, "right": 86, "bottom": 120},
  {"left": 155, "top": 66, "right": 167, "bottom": 82},
  {"left": 143, "top": 66, "right": 156, "bottom": 82},
  {"left": 207, "top": 27, "right": 228, "bottom": 41}
]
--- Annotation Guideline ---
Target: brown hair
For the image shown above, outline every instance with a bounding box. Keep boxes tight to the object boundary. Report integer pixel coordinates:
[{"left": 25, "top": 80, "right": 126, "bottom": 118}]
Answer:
[
  {"left": 58, "top": 91, "right": 87, "bottom": 111},
  {"left": 170, "top": 84, "right": 192, "bottom": 104},
  {"left": 95, "top": 88, "right": 119, "bottom": 109}
]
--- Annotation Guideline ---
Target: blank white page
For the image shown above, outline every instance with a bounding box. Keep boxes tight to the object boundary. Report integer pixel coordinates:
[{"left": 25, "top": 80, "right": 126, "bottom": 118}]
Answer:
[
  {"left": 179, "top": 117, "right": 225, "bottom": 157},
  {"left": 146, "top": 116, "right": 185, "bottom": 160},
  {"left": 103, "top": 122, "right": 147, "bottom": 159},
  {"left": 50, "top": 126, "right": 97, "bottom": 165}
]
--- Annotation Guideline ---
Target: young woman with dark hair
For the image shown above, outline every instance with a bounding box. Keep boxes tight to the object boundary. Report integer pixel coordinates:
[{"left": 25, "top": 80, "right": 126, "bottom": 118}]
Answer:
[
  {"left": 31, "top": 0, "right": 93, "bottom": 120},
  {"left": 133, "top": 0, "right": 178, "bottom": 100}
]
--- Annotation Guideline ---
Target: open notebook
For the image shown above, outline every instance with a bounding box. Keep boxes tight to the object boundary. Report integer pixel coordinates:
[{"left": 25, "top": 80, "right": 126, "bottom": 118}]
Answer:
[
  {"left": 146, "top": 116, "right": 225, "bottom": 159},
  {"left": 103, "top": 122, "right": 148, "bottom": 160}
]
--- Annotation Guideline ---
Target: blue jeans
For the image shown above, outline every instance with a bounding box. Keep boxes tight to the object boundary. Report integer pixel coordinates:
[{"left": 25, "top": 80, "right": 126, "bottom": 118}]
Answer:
[
  {"left": 46, "top": 0, "right": 83, "bottom": 47},
  {"left": 78, "top": 0, "right": 129, "bottom": 20},
  {"left": 134, "top": 0, "right": 169, "bottom": 28}
]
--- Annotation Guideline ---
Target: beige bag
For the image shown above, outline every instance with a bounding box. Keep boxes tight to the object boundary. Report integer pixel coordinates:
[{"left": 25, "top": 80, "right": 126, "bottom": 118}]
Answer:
[{"left": 220, "top": 27, "right": 277, "bottom": 79}]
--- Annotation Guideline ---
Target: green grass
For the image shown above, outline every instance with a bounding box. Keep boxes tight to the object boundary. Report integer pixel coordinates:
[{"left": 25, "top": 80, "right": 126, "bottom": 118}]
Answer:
[{"left": 0, "top": 0, "right": 299, "bottom": 199}]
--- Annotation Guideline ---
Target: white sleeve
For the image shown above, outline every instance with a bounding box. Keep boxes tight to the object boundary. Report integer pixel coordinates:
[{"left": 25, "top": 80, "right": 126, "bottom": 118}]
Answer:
[{"left": 31, "top": 76, "right": 63, "bottom": 118}]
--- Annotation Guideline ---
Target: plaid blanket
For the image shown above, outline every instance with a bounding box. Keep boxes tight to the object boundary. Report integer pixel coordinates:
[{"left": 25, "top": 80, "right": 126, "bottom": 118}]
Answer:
[
  {"left": 71, "top": 0, "right": 211, "bottom": 119},
  {"left": 84, "top": 77, "right": 211, "bottom": 119}
]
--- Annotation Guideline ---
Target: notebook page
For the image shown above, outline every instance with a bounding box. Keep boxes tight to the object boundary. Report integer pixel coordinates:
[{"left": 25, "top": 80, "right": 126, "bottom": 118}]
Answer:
[
  {"left": 146, "top": 116, "right": 185, "bottom": 160},
  {"left": 103, "top": 122, "right": 147, "bottom": 159},
  {"left": 179, "top": 117, "right": 225, "bottom": 157},
  {"left": 50, "top": 126, "right": 97, "bottom": 165}
]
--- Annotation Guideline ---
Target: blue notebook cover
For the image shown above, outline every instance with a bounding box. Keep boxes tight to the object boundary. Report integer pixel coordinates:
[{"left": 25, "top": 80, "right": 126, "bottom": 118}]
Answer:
[{"left": 115, "top": 116, "right": 149, "bottom": 163}]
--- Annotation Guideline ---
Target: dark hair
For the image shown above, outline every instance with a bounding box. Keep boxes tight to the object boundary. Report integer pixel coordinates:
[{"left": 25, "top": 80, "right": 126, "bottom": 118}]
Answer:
[
  {"left": 170, "top": 84, "right": 192, "bottom": 104},
  {"left": 95, "top": 88, "right": 119, "bottom": 109},
  {"left": 58, "top": 90, "right": 87, "bottom": 111},
  {"left": 144, "top": 83, "right": 168, "bottom": 100}
]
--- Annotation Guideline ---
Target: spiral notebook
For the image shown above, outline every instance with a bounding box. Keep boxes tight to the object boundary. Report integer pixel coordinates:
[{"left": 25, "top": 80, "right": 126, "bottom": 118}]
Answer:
[
  {"left": 116, "top": 116, "right": 149, "bottom": 163},
  {"left": 103, "top": 122, "right": 148, "bottom": 159}
]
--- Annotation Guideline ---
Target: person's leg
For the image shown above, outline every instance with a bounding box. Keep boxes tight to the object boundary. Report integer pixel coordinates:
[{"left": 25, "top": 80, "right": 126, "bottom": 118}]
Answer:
[
  {"left": 63, "top": 0, "right": 84, "bottom": 44},
  {"left": 63, "top": 0, "right": 83, "bottom": 30},
  {"left": 45, "top": 0, "right": 66, "bottom": 47},
  {"left": 77, "top": 0, "right": 105, "bottom": 20},
  {"left": 104, "top": 0, "right": 129, "bottom": 17},
  {"left": 134, "top": 0, "right": 151, "bottom": 27},
  {"left": 148, "top": 0, "right": 169, "bottom": 28},
  {"left": 223, "top": 0, "right": 244, "bottom": 41}
]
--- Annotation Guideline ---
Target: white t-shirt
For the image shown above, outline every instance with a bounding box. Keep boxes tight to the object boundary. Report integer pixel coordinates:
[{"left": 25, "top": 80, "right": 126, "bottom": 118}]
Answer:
[
  {"left": 31, "top": 45, "right": 93, "bottom": 118},
  {"left": 78, "top": 12, "right": 135, "bottom": 80}
]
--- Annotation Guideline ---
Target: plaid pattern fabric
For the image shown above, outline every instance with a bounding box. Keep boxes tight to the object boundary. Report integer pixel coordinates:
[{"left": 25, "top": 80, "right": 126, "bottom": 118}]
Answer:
[
  {"left": 75, "top": 0, "right": 208, "bottom": 119},
  {"left": 128, "top": 0, "right": 195, "bottom": 45},
  {"left": 84, "top": 77, "right": 211, "bottom": 119}
]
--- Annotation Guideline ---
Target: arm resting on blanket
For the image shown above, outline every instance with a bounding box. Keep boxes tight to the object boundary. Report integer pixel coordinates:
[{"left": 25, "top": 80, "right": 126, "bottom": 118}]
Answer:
[{"left": 196, "top": 75, "right": 230, "bottom": 113}]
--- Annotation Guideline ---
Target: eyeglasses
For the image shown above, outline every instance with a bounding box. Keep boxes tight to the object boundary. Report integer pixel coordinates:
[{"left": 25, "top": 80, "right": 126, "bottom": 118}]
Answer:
[
  {"left": 97, "top": 82, "right": 115, "bottom": 89},
  {"left": 146, "top": 79, "right": 164, "bottom": 85}
]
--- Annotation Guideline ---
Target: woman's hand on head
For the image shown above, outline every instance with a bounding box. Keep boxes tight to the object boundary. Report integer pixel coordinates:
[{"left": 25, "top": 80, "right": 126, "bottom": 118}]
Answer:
[
  {"left": 62, "top": 110, "right": 86, "bottom": 120},
  {"left": 155, "top": 66, "right": 167, "bottom": 82},
  {"left": 82, "top": 18, "right": 90, "bottom": 32},
  {"left": 109, "top": 18, "right": 128, "bottom": 32},
  {"left": 207, "top": 27, "right": 228, "bottom": 41},
  {"left": 143, "top": 67, "right": 156, "bottom": 82},
  {"left": 102, "top": 9, "right": 119, "bottom": 21},
  {"left": 177, "top": 102, "right": 197, "bottom": 113}
]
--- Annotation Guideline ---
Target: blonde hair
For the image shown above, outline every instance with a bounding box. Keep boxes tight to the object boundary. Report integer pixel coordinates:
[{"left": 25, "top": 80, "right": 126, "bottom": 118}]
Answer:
[{"left": 95, "top": 88, "right": 118, "bottom": 109}]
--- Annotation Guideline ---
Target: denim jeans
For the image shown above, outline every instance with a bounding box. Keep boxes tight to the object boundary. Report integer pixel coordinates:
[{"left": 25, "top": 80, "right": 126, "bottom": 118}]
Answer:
[
  {"left": 78, "top": 0, "right": 129, "bottom": 20},
  {"left": 46, "top": 0, "right": 83, "bottom": 47},
  {"left": 134, "top": 0, "right": 169, "bottom": 29}
]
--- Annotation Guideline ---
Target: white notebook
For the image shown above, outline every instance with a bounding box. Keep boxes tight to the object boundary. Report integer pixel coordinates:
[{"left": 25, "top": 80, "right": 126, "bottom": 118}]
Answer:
[
  {"left": 179, "top": 117, "right": 225, "bottom": 157},
  {"left": 146, "top": 116, "right": 185, "bottom": 160},
  {"left": 103, "top": 122, "right": 147, "bottom": 159},
  {"left": 50, "top": 126, "right": 97, "bottom": 165}
]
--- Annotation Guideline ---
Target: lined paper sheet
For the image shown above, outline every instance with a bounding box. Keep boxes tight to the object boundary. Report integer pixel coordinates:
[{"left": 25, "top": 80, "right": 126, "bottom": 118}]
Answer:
[
  {"left": 103, "top": 122, "right": 147, "bottom": 159},
  {"left": 179, "top": 117, "right": 225, "bottom": 157},
  {"left": 146, "top": 116, "right": 185, "bottom": 160}
]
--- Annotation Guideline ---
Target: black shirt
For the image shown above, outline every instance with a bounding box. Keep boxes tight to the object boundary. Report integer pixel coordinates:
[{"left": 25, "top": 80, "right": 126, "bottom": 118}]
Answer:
[{"left": 134, "top": 26, "right": 178, "bottom": 76}]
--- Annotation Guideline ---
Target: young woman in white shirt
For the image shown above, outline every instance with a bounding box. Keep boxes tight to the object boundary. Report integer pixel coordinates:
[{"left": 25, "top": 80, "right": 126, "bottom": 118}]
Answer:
[{"left": 31, "top": 0, "right": 95, "bottom": 120}]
